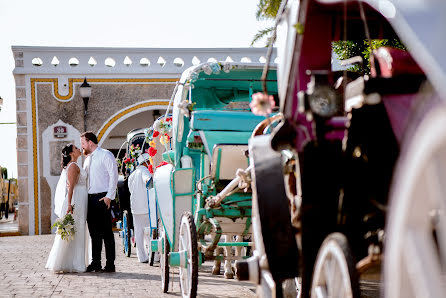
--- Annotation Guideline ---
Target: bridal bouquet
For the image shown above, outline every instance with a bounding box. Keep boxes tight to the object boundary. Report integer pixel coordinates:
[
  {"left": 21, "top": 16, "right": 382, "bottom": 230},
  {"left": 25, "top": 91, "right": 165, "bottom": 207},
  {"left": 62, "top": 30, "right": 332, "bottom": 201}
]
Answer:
[{"left": 52, "top": 208, "right": 76, "bottom": 241}]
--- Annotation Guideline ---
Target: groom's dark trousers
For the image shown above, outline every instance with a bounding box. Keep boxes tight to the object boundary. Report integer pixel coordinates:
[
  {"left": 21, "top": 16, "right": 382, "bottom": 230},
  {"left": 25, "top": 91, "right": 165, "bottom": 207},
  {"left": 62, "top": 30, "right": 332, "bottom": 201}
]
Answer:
[{"left": 87, "top": 192, "right": 115, "bottom": 267}]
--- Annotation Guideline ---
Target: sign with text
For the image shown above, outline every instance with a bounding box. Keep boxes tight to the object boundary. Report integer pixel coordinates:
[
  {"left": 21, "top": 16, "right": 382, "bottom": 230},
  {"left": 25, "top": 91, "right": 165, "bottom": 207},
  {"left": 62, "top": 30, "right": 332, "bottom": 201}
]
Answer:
[{"left": 53, "top": 126, "right": 67, "bottom": 138}]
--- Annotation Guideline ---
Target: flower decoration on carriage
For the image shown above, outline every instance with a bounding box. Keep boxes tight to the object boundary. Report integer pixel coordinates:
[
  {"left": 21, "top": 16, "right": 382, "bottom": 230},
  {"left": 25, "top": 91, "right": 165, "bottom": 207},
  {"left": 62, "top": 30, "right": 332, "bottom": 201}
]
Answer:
[
  {"left": 223, "top": 62, "right": 232, "bottom": 73},
  {"left": 144, "top": 127, "right": 153, "bottom": 144},
  {"left": 153, "top": 117, "right": 172, "bottom": 135},
  {"left": 147, "top": 146, "right": 158, "bottom": 157},
  {"left": 202, "top": 62, "right": 221, "bottom": 76},
  {"left": 209, "top": 62, "right": 221, "bottom": 74},
  {"left": 160, "top": 134, "right": 171, "bottom": 145},
  {"left": 129, "top": 144, "right": 142, "bottom": 159},
  {"left": 202, "top": 64, "right": 213, "bottom": 75},
  {"left": 52, "top": 211, "right": 76, "bottom": 242},
  {"left": 250, "top": 92, "right": 276, "bottom": 117},
  {"left": 122, "top": 152, "right": 136, "bottom": 173},
  {"left": 190, "top": 62, "right": 224, "bottom": 85}
]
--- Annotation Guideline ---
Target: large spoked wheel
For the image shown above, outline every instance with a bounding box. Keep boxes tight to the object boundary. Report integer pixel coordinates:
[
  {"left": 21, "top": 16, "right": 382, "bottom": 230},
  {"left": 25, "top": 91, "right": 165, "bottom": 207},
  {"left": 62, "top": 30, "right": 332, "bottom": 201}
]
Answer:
[
  {"left": 179, "top": 212, "right": 198, "bottom": 298},
  {"left": 122, "top": 210, "right": 131, "bottom": 257},
  {"left": 385, "top": 106, "right": 446, "bottom": 298},
  {"left": 160, "top": 224, "right": 170, "bottom": 293},
  {"left": 311, "top": 233, "right": 359, "bottom": 298}
]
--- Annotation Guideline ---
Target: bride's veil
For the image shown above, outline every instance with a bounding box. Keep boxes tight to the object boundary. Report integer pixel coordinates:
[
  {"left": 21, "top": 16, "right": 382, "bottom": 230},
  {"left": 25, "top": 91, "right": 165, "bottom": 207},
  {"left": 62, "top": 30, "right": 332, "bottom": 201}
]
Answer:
[{"left": 54, "top": 168, "right": 68, "bottom": 218}]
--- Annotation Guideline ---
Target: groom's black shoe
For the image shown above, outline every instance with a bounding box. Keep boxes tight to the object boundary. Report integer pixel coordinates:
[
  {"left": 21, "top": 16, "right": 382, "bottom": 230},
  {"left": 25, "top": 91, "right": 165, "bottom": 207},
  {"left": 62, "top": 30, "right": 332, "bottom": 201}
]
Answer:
[
  {"left": 86, "top": 264, "right": 102, "bottom": 272},
  {"left": 103, "top": 265, "right": 115, "bottom": 273}
]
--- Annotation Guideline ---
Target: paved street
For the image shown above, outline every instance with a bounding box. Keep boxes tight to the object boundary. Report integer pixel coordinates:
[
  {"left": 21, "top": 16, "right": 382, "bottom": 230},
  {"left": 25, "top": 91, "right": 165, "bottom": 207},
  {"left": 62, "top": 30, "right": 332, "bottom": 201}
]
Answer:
[{"left": 0, "top": 233, "right": 256, "bottom": 297}]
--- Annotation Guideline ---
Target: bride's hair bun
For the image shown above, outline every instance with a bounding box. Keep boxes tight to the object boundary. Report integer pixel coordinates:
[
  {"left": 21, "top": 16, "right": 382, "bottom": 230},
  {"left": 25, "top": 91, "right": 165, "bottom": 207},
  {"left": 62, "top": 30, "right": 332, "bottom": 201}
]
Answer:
[{"left": 61, "top": 143, "right": 74, "bottom": 169}]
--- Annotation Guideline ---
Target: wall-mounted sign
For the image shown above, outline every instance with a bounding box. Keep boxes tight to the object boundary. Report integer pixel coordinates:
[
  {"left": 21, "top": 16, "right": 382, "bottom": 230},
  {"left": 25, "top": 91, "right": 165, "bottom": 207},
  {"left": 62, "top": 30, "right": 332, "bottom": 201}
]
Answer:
[{"left": 54, "top": 126, "right": 67, "bottom": 138}]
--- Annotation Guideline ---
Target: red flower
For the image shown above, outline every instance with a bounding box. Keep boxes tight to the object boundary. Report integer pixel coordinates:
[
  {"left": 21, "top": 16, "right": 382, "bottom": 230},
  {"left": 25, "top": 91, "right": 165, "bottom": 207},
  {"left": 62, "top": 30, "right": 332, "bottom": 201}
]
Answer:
[
  {"left": 124, "top": 158, "right": 131, "bottom": 163},
  {"left": 148, "top": 164, "right": 153, "bottom": 174},
  {"left": 165, "top": 117, "right": 172, "bottom": 122},
  {"left": 156, "top": 161, "right": 169, "bottom": 168},
  {"left": 148, "top": 147, "right": 158, "bottom": 157},
  {"left": 164, "top": 134, "right": 171, "bottom": 140},
  {"left": 153, "top": 131, "right": 160, "bottom": 137},
  {"left": 131, "top": 158, "right": 135, "bottom": 163}
]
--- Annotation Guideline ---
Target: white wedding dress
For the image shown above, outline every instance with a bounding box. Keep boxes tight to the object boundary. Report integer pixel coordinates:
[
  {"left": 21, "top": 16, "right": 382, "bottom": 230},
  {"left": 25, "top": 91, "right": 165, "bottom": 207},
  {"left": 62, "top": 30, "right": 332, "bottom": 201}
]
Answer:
[{"left": 46, "top": 162, "right": 90, "bottom": 272}]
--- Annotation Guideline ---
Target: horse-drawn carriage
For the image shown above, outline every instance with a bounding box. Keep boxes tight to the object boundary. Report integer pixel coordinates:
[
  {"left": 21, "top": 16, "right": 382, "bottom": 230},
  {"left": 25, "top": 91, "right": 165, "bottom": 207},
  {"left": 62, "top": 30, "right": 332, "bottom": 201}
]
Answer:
[
  {"left": 150, "top": 62, "right": 278, "bottom": 297},
  {"left": 235, "top": 0, "right": 446, "bottom": 297}
]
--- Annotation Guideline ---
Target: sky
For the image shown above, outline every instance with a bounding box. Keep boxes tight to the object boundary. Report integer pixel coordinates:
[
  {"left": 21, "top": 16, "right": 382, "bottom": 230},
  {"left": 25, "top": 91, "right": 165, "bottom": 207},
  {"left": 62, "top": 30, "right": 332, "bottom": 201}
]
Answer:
[{"left": 0, "top": 0, "right": 271, "bottom": 178}]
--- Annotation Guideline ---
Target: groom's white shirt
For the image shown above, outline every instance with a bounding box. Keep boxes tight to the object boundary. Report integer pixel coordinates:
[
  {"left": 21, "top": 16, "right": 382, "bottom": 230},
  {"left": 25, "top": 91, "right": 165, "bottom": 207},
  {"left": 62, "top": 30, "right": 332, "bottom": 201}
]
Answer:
[{"left": 84, "top": 147, "right": 118, "bottom": 199}]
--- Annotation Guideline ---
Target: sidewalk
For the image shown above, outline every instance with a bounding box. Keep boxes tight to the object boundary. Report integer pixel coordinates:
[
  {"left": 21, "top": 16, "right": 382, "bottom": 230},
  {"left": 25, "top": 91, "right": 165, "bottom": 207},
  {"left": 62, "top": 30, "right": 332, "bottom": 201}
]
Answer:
[
  {"left": 0, "top": 213, "right": 19, "bottom": 237},
  {"left": 0, "top": 233, "right": 256, "bottom": 297}
]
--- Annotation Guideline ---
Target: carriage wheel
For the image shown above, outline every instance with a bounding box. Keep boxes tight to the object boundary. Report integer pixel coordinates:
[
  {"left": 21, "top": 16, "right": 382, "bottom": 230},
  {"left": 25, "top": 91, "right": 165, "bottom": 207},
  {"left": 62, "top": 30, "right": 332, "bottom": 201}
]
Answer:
[
  {"left": 311, "top": 233, "right": 359, "bottom": 298},
  {"left": 160, "top": 225, "right": 170, "bottom": 293},
  {"left": 179, "top": 212, "right": 198, "bottom": 298},
  {"left": 385, "top": 107, "right": 446, "bottom": 298},
  {"left": 122, "top": 210, "right": 131, "bottom": 257}
]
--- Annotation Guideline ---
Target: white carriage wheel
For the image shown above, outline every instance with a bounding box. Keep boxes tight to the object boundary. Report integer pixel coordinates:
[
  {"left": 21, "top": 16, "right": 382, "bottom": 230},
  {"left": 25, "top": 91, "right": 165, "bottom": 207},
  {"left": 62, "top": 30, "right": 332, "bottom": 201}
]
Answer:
[
  {"left": 311, "top": 233, "right": 358, "bottom": 298},
  {"left": 179, "top": 212, "right": 198, "bottom": 298},
  {"left": 160, "top": 225, "right": 170, "bottom": 293},
  {"left": 385, "top": 107, "right": 446, "bottom": 298}
]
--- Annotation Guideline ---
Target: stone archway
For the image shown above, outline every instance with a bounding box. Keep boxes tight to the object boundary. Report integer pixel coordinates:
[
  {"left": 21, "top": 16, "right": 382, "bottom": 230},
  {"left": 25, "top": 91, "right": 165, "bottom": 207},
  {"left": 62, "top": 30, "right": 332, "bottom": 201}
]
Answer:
[{"left": 97, "top": 99, "right": 169, "bottom": 148}]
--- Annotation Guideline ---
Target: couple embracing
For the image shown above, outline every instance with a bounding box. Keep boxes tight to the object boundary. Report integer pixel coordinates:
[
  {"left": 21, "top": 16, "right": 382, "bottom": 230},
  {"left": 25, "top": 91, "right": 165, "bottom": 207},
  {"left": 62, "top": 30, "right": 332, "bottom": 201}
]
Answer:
[{"left": 45, "top": 132, "right": 118, "bottom": 273}]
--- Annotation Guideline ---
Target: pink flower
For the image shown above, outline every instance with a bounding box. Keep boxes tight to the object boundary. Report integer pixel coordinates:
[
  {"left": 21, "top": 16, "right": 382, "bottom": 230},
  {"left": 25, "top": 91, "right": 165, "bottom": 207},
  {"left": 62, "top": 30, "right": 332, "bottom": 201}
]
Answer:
[{"left": 249, "top": 92, "right": 275, "bottom": 117}]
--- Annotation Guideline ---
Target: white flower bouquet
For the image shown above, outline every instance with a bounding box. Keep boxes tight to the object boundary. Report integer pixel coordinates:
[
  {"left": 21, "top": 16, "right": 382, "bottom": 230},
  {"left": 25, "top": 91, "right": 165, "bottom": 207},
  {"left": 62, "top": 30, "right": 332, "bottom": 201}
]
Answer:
[{"left": 52, "top": 207, "right": 76, "bottom": 241}]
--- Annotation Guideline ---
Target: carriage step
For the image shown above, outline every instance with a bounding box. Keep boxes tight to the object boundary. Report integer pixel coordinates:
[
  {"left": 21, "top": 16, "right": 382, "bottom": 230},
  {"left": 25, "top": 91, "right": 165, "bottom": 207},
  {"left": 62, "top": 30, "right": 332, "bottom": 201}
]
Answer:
[
  {"left": 217, "top": 242, "right": 253, "bottom": 247},
  {"left": 235, "top": 256, "right": 260, "bottom": 284}
]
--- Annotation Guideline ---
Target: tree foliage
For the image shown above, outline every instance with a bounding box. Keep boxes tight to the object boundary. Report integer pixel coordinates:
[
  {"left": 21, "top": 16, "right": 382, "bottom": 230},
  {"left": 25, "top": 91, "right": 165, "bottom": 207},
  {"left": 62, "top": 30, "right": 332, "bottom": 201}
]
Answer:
[
  {"left": 332, "top": 39, "right": 406, "bottom": 74},
  {"left": 252, "top": 0, "right": 281, "bottom": 46},
  {"left": 1, "top": 167, "right": 7, "bottom": 179}
]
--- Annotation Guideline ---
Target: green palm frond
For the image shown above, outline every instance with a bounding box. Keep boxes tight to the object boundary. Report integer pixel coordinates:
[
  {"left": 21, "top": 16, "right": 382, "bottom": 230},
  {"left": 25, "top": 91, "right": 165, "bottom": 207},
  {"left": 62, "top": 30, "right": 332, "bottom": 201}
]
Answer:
[
  {"left": 255, "top": 0, "right": 282, "bottom": 20},
  {"left": 251, "top": 26, "right": 275, "bottom": 46}
]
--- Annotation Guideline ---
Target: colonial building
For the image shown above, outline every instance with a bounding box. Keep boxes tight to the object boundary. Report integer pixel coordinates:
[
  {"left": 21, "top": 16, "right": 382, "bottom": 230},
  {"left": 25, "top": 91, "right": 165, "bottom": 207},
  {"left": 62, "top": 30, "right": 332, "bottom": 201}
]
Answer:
[{"left": 12, "top": 46, "right": 274, "bottom": 235}]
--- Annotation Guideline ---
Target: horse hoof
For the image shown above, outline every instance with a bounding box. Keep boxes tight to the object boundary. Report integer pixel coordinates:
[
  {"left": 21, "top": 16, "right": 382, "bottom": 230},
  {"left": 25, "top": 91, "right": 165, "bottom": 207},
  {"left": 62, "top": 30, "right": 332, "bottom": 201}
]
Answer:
[
  {"left": 212, "top": 266, "right": 221, "bottom": 275},
  {"left": 224, "top": 271, "right": 234, "bottom": 279}
]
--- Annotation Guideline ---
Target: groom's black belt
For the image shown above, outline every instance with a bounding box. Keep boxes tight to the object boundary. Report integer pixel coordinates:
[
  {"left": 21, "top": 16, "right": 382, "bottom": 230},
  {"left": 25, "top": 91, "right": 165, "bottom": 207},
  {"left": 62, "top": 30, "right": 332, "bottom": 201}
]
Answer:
[{"left": 88, "top": 192, "right": 107, "bottom": 198}]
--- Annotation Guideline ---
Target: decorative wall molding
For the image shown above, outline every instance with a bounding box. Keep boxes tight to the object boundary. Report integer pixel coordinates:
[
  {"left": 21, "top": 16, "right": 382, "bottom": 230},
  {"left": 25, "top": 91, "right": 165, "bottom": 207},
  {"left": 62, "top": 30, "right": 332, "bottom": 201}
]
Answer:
[{"left": 12, "top": 46, "right": 276, "bottom": 76}]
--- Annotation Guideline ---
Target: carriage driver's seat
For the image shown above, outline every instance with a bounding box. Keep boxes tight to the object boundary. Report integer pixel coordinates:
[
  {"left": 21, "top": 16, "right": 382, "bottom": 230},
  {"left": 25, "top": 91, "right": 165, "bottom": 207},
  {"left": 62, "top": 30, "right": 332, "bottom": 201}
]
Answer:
[{"left": 210, "top": 144, "right": 249, "bottom": 186}]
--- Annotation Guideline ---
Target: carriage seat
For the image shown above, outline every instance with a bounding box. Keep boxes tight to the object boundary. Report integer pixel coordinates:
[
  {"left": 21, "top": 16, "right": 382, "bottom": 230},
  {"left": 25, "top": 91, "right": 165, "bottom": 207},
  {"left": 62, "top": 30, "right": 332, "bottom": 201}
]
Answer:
[{"left": 210, "top": 144, "right": 249, "bottom": 183}]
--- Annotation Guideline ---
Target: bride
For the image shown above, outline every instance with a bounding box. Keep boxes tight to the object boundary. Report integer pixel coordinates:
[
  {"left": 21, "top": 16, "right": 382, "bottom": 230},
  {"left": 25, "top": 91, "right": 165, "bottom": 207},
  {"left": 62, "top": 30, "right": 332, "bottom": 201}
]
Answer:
[{"left": 46, "top": 143, "right": 90, "bottom": 272}]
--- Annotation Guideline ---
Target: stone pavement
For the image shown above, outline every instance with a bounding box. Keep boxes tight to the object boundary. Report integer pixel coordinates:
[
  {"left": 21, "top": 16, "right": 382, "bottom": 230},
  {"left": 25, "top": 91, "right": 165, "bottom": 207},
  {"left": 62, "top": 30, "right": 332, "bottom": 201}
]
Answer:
[
  {"left": 0, "top": 233, "right": 256, "bottom": 297},
  {"left": 0, "top": 213, "right": 19, "bottom": 237}
]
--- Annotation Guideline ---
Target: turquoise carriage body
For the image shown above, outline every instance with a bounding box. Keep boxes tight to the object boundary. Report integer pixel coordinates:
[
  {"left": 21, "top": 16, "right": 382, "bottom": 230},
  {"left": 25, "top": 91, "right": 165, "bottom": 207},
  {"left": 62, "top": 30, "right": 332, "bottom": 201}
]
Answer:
[{"left": 152, "top": 62, "right": 277, "bottom": 296}]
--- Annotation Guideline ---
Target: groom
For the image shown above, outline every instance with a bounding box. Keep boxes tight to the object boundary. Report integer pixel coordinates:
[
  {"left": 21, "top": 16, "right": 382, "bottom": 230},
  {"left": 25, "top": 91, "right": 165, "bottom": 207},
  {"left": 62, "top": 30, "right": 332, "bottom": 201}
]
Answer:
[{"left": 81, "top": 131, "right": 119, "bottom": 273}]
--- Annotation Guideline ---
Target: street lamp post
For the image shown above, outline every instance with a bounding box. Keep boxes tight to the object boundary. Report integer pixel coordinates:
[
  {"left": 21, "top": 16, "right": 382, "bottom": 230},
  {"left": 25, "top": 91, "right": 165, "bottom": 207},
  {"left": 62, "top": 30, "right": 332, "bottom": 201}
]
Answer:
[{"left": 79, "top": 78, "right": 91, "bottom": 132}]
